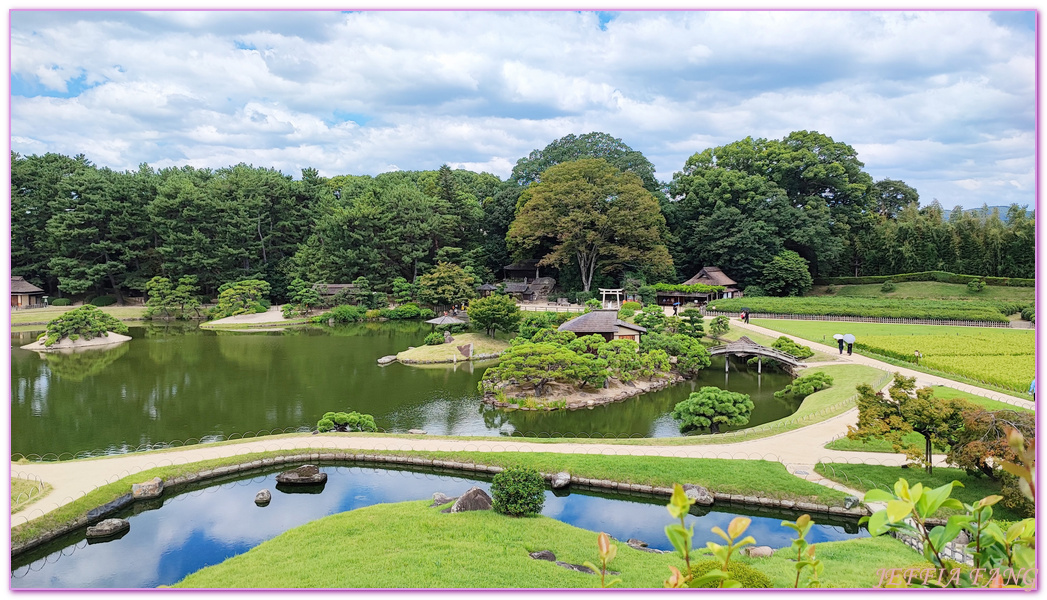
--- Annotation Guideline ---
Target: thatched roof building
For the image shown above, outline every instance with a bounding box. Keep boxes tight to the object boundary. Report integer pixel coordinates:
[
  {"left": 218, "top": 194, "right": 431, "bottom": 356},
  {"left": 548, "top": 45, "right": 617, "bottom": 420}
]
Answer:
[{"left": 557, "top": 309, "right": 646, "bottom": 342}]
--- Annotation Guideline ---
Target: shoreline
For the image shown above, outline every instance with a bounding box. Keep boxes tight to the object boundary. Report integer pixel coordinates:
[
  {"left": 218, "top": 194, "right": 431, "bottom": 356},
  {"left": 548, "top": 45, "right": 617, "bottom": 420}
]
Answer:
[{"left": 482, "top": 373, "right": 685, "bottom": 411}]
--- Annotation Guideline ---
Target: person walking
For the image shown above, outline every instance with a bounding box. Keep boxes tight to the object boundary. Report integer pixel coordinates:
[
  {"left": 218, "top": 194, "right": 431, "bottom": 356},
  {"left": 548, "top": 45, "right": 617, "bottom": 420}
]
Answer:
[
  {"left": 744, "top": 311, "right": 750, "bottom": 324},
  {"left": 1029, "top": 378, "right": 1036, "bottom": 401},
  {"left": 914, "top": 350, "right": 922, "bottom": 366},
  {"left": 847, "top": 342, "right": 853, "bottom": 356},
  {"left": 837, "top": 338, "right": 845, "bottom": 355}
]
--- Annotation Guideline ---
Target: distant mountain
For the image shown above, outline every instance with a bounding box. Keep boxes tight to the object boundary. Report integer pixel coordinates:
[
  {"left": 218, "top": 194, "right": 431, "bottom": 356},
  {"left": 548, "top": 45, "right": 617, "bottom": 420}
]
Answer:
[{"left": 940, "top": 206, "right": 1034, "bottom": 223}]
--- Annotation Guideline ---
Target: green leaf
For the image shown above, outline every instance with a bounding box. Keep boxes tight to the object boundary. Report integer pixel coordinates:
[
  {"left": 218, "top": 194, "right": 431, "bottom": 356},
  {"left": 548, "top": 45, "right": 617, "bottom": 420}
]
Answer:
[
  {"left": 664, "top": 524, "right": 690, "bottom": 557},
  {"left": 690, "top": 572, "right": 727, "bottom": 587},
  {"left": 721, "top": 580, "right": 744, "bottom": 589},
  {"left": 886, "top": 500, "right": 912, "bottom": 523},
  {"left": 863, "top": 489, "right": 895, "bottom": 503},
  {"left": 582, "top": 561, "right": 600, "bottom": 576},
  {"left": 710, "top": 526, "right": 731, "bottom": 544},
  {"left": 866, "top": 510, "right": 889, "bottom": 536}
]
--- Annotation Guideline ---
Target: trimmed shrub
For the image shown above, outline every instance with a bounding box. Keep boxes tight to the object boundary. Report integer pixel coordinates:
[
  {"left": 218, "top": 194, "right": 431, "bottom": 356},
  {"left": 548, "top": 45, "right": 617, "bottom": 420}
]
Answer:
[
  {"left": 325, "top": 304, "right": 366, "bottom": 323},
  {"left": 967, "top": 279, "right": 986, "bottom": 292},
  {"left": 316, "top": 410, "right": 377, "bottom": 433},
  {"left": 424, "top": 332, "right": 445, "bottom": 345},
  {"left": 491, "top": 466, "right": 545, "bottom": 517},
  {"left": 317, "top": 418, "right": 335, "bottom": 433},
  {"left": 880, "top": 280, "right": 896, "bottom": 293},
  {"left": 42, "top": 305, "right": 129, "bottom": 347},
  {"left": 815, "top": 271, "right": 1034, "bottom": 288},
  {"left": 89, "top": 295, "right": 117, "bottom": 306},
  {"left": 419, "top": 307, "right": 436, "bottom": 319},
  {"left": 618, "top": 308, "right": 636, "bottom": 319},
  {"left": 742, "top": 285, "right": 765, "bottom": 297},
  {"left": 824, "top": 284, "right": 837, "bottom": 294},
  {"left": 1021, "top": 306, "right": 1035, "bottom": 322},
  {"left": 365, "top": 309, "right": 382, "bottom": 320},
  {"left": 774, "top": 372, "right": 834, "bottom": 400},
  {"left": 50, "top": 298, "right": 72, "bottom": 306},
  {"left": 621, "top": 301, "right": 642, "bottom": 311},
  {"left": 573, "top": 291, "right": 594, "bottom": 304},
  {"left": 392, "top": 303, "right": 422, "bottom": 319},
  {"left": 771, "top": 336, "right": 814, "bottom": 359},
  {"left": 687, "top": 560, "right": 772, "bottom": 588}
]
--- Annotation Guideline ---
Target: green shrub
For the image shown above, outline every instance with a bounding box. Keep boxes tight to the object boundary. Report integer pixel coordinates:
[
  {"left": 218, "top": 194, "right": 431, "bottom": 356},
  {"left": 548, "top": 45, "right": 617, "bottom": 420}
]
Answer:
[
  {"left": 621, "top": 301, "right": 642, "bottom": 311},
  {"left": 50, "top": 298, "right": 72, "bottom": 306},
  {"left": 317, "top": 418, "right": 335, "bottom": 433},
  {"left": 774, "top": 372, "right": 834, "bottom": 400},
  {"left": 42, "top": 305, "right": 130, "bottom": 347},
  {"left": 815, "top": 271, "right": 1034, "bottom": 288},
  {"left": 392, "top": 303, "right": 422, "bottom": 319},
  {"left": 824, "top": 284, "right": 837, "bottom": 294},
  {"left": 711, "top": 297, "right": 1010, "bottom": 322},
  {"left": 419, "top": 308, "right": 435, "bottom": 319},
  {"left": 880, "top": 280, "right": 896, "bottom": 293},
  {"left": 89, "top": 295, "right": 117, "bottom": 307},
  {"left": 491, "top": 466, "right": 545, "bottom": 517},
  {"left": 1021, "top": 306, "right": 1035, "bottom": 322},
  {"left": 573, "top": 291, "right": 594, "bottom": 304},
  {"left": 687, "top": 560, "right": 772, "bottom": 588},
  {"left": 322, "top": 304, "right": 365, "bottom": 323},
  {"left": 771, "top": 336, "right": 814, "bottom": 359},
  {"left": 365, "top": 309, "right": 382, "bottom": 320},
  {"left": 967, "top": 279, "right": 986, "bottom": 292},
  {"left": 618, "top": 308, "right": 636, "bottom": 319},
  {"left": 742, "top": 285, "right": 765, "bottom": 297},
  {"left": 424, "top": 332, "right": 445, "bottom": 345},
  {"left": 315, "top": 410, "right": 377, "bottom": 433}
]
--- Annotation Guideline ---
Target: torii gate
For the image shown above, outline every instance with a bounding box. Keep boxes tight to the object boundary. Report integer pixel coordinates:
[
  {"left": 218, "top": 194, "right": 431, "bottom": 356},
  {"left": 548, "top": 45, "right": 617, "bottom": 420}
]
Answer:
[
  {"left": 707, "top": 336, "right": 804, "bottom": 373},
  {"left": 599, "top": 288, "right": 623, "bottom": 309}
]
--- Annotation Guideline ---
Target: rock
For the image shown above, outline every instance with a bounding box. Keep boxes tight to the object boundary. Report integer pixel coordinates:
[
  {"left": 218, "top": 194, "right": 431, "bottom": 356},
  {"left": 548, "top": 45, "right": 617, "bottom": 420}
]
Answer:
[
  {"left": 377, "top": 355, "right": 397, "bottom": 365},
  {"left": 275, "top": 464, "right": 328, "bottom": 485},
  {"left": 844, "top": 495, "right": 861, "bottom": 510},
  {"left": 554, "top": 561, "right": 620, "bottom": 576},
  {"left": 443, "top": 487, "right": 492, "bottom": 513},
  {"left": 431, "top": 492, "right": 456, "bottom": 507},
  {"left": 683, "top": 484, "right": 715, "bottom": 506},
  {"left": 443, "top": 331, "right": 454, "bottom": 344},
  {"left": 745, "top": 546, "right": 774, "bottom": 558},
  {"left": 86, "top": 493, "right": 134, "bottom": 523},
  {"left": 627, "top": 538, "right": 648, "bottom": 548},
  {"left": 255, "top": 489, "right": 272, "bottom": 506},
  {"left": 86, "top": 518, "right": 130, "bottom": 539},
  {"left": 529, "top": 550, "right": 556, "bottom": 561},
  {"left": 132, "top": 477, "right": 164, "bottom": 500},
  {"left": 408, "top": 429, "right": 427, "bottom": 435},
  {"left": 551, "top": 472, "right": 571, "bottom": 489},
  {"left": 955, "top": 531, "right": 970, "bottom": 546}
]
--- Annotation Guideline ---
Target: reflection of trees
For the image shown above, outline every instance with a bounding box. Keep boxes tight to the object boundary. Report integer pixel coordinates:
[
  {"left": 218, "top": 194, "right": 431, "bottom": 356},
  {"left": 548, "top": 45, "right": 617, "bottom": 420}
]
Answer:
[{"left": 41, "top": 343, "right": 130, "bottom": 382}]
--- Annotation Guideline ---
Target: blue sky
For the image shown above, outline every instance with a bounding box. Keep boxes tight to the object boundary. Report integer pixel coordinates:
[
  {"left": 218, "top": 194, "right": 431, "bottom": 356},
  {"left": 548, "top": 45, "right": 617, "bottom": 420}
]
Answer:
[{"left": 8, "top": 9, "right": 1037, "bottom": 210}]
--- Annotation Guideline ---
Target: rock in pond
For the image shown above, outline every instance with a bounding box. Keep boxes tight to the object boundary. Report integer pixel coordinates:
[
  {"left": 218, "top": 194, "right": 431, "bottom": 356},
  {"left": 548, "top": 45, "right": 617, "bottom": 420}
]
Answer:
[
  {"left": 843, "top": 495, "right": 861, "bottom": 510},
  {"left": 408, "top": 429, "right": 427, "bottom": 435},
  {"left": 86, "top": 518, "right": 130, "bottom": 539},
  {"left": 255, "top": 489, "right": 272, "bottom": 506},
  {"left": 442, "top": 487, "right": 492, "bottom": 513},
  {"left": 377, "top": 355, "right": 397, "bottom": 365},
  {"left": 551, "top": 472, "right": 571, "bottom": 489},
  {"left": 626, "top": 538, "right": 648, "bottom": 548},
  {"left": 683, "top": 483, "right": 714, "bottom": 506},
  {"left": 275, "top": 464, "right": 327, "bottom": 485},
  {"left": 132, "top": 477, "right": 164, "bottom": 500},
  {"left": 745, "top": 546, "right": 774, "bottom": 558}
]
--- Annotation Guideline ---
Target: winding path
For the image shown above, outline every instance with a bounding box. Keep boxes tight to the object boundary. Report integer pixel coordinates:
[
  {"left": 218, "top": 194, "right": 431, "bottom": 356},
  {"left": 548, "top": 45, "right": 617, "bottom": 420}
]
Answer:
[{"left": 11, "top": 317, "right": 1033, "bottom": 524}]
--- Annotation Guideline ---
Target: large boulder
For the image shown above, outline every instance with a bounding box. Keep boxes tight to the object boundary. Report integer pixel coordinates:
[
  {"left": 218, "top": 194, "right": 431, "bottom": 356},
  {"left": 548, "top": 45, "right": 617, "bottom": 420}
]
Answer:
[
  {"left": 275, "top": 464, "right": 327, "bottom": 485},
  {"left": 745, "top": 546, "right": 774, "bottom": 558},
  {"left": 255, "top": 489, "right": 272, "bottom": 506},
  {"left": 551, "top": 472, "right": 571, "bottom": 489},
  {"left": 683, "top": 484, "right": 714, "bottom": 506},
  {"left": 132, "top": 477, "right": 164, "bottom": 500},
  {"left": 443, "top": 487, "right": 492, "bottom": 513},
  {"left": 377, "top": 355, "right": 397, "bottom": 365},
  {"left": 431, "top": 492, "right": 456, "bottom": 507},
  {"left": 529, "top": 550, "right": 556, "bottom": 562},
  {"left": 86, "top": 518, "right": 130, "bottom": 539},
  {"left": 843, "top": 495, "right": 861, "bottom": 510}
]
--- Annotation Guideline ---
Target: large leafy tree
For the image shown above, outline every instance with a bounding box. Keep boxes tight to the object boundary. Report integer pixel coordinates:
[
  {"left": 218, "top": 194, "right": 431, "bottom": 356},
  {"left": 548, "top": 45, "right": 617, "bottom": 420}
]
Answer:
[
  {"left": 507, "top": 159, "right": 673, "bottom": 292},
  {"left": 510, "top": 132, "right": 662, "bottom": 196},
  {"left": 848, "top": 374, "right": 974, "bottom": 473},
  {"left": 416, "top": 262, "right": 476, "bottom": 307},
  {"left": 947, "top": 409, "right": 1035, "bottom": 480},
  {"left": 761, "top": 250, "right": 813, "bottom": 297},
  {"left": 671, "top": 386, "right": 754, "bottom": 433},
  {"left": 467, "top": 294, "right": 520, "bottom": 337},
  {"left": 478, "top": 342, "right": 594, "bottom": 398}
]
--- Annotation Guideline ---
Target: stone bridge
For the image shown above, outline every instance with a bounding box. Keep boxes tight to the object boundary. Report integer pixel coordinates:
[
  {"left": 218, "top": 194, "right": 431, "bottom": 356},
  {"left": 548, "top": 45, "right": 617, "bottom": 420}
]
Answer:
[{"left": 708, "top": 336, "right": 803, "bottom": 373}]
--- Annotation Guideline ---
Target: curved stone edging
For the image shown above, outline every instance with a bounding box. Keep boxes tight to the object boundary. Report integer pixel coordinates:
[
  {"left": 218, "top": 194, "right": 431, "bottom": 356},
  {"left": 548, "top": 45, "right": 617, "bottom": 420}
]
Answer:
[
  {"left": 11, "top": 451, "right": 869, "bottom": 558},
  {"left": 482, "top": 375, "right": 684, "bottom": 411}
]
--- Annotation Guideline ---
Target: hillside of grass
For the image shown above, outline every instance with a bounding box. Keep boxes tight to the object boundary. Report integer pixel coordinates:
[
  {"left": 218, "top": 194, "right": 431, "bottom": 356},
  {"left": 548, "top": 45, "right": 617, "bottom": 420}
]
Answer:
[
  {"left": 397, "top": 333, "right": 509, "bottom": 363},
  {"left": 813, "top": 281, "right": 1034, "bottom": 303},
  {"left": 712, "top": 297, "right": 1021, "bottom": 322}
]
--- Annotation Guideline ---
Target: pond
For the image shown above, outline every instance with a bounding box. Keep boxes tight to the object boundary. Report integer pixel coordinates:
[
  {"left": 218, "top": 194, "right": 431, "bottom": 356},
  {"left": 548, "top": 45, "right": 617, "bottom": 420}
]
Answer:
[
  {"left": 11, "top": 322, "right": 797, "bottom": 457},
  {"left": 10, "top": 464, "right": 866, "bottom": 588}
]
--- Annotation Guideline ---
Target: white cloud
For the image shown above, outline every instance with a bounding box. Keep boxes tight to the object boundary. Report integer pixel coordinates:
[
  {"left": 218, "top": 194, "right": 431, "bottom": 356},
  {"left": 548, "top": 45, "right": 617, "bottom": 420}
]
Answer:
[{"left": 9, "top": 10, "right": 1035, "bottom": 209}]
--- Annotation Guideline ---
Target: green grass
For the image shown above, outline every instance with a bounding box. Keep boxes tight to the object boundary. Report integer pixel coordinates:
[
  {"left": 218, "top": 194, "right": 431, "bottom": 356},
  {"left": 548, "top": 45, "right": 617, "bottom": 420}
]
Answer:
[
  {"left": 817, "top": 281, "right": 1034, "bottom": 303},
  {"left": 814, "top": 463, "right": 1028, "bottom": 521},
  {"left": 10, "top": 305, "right": 147, "bottom": 325},
  {"left": 199, "top": 319, "right": 311, "bottom": 330},
  {"left": 752, "top": 319, "right": 1034, "bottom": 399},
  {"left": 11, "top": 477, "right": 52, "bottom": 513},
  {"left": 12, "top": 448, "right": 846, "bottom": 548},
  {"left": 714, "top": 296, "right": 1014, "bottom": 322},
  {"left": 397, "top": 332, "right": 510, "bottom": 362},
  {"left": 172, "top": 500, "right": 919, "bottom": 588}
]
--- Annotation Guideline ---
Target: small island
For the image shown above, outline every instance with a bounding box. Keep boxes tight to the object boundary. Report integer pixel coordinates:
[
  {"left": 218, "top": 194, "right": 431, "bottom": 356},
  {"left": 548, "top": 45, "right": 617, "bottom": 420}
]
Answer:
[
  {"left": 20, "top": 305, "right": 132, "bottom": 352},
  {"left": 395, "top": 332, "right": 509, "bottom": 365}
]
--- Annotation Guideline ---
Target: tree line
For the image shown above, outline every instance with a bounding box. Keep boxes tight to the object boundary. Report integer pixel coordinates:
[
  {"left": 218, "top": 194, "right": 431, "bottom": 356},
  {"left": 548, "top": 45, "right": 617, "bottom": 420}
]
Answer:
[{"left": 11, "top": 130, "right": 1034, "bottom": 302}]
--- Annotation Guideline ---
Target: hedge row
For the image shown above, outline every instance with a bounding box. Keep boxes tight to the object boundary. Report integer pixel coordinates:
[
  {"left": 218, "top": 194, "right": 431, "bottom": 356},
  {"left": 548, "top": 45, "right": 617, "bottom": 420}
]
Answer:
[
  {"left": 709, "top": 297, "right": 1012, "bottom": 322},
  {"left": 814, "top": 271, "right": 1034, "bottom": 287}
]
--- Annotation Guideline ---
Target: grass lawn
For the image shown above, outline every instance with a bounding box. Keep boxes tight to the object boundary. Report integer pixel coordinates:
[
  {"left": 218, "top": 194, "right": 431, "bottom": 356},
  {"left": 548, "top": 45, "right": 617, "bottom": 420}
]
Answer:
[
  {"left": 824, "top": 385, "right": 1033, "bottom": 453},
  {"left": 751, "top": 319, "right": 1034, "bottom": 398},
  {"left": 813, "top": 463, "right": 1028, "bottom": 522},
  {"left": 11, "top": 477, "right": 52, "bottom": 513},
  {"left": 397, "top": 332, "right": 509, "bottom": 363},
  {"left": 815, "top": 281, "right": 1034, "bottom": 303},
  {"left": 10, "top": 305, "right": 147, "bottom": 325},
  {"left": 172, "top": 500, "right": 919, "bottom": 589}
]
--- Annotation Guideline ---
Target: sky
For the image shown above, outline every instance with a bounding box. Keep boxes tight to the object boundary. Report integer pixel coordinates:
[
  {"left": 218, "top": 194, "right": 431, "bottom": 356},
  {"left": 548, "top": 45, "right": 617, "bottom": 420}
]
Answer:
[{"left": 8, "top": 8, "right": 1038, "bottom": 211}]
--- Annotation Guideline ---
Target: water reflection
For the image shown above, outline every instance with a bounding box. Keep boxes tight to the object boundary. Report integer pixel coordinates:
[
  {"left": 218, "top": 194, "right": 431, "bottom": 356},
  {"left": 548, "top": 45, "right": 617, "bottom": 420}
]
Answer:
[{"left": 11, "top": 465, "right": 865, "bottom": 589}]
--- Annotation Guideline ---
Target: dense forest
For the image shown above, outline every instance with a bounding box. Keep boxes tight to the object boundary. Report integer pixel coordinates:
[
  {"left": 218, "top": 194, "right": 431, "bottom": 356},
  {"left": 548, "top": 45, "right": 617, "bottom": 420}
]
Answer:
[{"left": 10, "top": 131, "right": 1035, "bottom": 302}]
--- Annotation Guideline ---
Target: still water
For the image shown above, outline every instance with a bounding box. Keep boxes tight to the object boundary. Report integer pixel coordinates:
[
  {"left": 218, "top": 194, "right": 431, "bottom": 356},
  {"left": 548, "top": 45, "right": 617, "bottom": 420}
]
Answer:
[
  {"left": 11, "top": 322, "right": 796, "bottom": 457},
  {"left": 11, "top": 464, "right": 866, "bottom": 588}
]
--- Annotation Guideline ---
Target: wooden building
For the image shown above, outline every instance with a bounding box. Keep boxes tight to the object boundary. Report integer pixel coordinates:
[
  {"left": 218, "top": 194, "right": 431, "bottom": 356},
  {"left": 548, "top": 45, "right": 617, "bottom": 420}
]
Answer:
[
  {"left": 557, "top": 309, "right": 646, "bottom": 343},
  {"left": 11, "top": 277, "right": 45, "bottom": 308},
  {"left": 503, "top": 259, "right": 541, "bottom": 282},
  {"left": 655, "top": 266, "right": 742, "bottom": 307}
]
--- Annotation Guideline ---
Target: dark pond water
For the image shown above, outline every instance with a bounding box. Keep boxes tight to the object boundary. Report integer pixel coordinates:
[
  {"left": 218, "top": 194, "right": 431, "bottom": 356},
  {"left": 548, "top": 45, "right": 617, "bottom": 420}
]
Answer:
[
  {"left": 11, "top": 464, "right": 866, "bottom": 588},
  {"left": 10, "top": 322, "right": 796, "bottom": 457}
]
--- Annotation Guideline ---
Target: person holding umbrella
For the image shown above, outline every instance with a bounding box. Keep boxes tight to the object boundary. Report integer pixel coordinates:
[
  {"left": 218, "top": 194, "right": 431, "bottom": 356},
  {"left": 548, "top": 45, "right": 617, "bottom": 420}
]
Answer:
[
  {"left": 833, "top": 334, "right": 845, "bottom": 355},
  {"left": 741, "top": 306, "right": 751, "bottom": 324},
  {"left": 844, "top": 333, "right": 856, "bottom": 356}
]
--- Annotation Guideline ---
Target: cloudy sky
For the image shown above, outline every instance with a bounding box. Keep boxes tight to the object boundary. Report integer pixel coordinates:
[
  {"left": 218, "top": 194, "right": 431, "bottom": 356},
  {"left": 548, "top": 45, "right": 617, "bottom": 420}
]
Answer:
[{"left": 9, "top": 9, "right": 1036, "bottom": 210}]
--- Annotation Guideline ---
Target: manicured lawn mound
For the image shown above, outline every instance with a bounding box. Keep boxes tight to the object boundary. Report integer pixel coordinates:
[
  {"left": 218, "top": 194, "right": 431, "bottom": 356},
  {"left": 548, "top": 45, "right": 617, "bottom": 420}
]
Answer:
[
  {"left": 172, "top": 500, "right": 687, "bottom": 588},
  {"left": 780, "top": 364, "right": 885, "bottom": 423},
  {"left": 752, "top": 320, "right": 1035, "bottom": 395},
  {"left": 10, "top": 305, "right": 147, "bottom": 326},
  {"left": 813, "top": 463, "right": 1026, "bottom": 522},
  {"left": 397, "top": 333, "right": 509, "bottom": 363},
  {"left": 713, "top": 297, "right": 1011, "bottom": 322},
  {"left": 820, "top": 281, "right": 1034, "bottom": 303},
  {"left": 756, "top": 536, "right": 920, "bottom": 588},
  {"left": 11, "top": 477, "right": 52, "bottom": 513}
]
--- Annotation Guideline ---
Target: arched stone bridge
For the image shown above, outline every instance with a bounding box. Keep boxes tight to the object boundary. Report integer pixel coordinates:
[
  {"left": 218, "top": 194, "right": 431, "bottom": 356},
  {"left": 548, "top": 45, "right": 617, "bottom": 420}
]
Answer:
[{"left": 708, "top": 336, "right": 804, "bottom": 373}]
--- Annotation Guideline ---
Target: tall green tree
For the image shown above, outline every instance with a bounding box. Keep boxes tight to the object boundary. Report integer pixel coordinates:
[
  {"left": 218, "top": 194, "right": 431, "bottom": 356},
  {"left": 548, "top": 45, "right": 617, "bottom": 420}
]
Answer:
[
  {"left": 511, "top": 132, "right": 662, "bottom": 196},
  {"left": 508, "top": 159, "right": 673, "bottom": 292},
  {"left": 761, "top": 250, "right": 813, "bottom": 297},
  {"left": 416, "top": 262, "right": 476, "bottom": 307},
  {"left": 467, "top": 294, "right": 520, "bottom": 337}
]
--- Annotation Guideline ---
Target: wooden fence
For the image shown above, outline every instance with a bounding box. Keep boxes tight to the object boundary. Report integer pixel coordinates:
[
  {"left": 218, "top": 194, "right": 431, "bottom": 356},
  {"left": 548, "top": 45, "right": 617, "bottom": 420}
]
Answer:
[{"left": 702, "top": 310, "right": 1010, "bottom": 328}]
